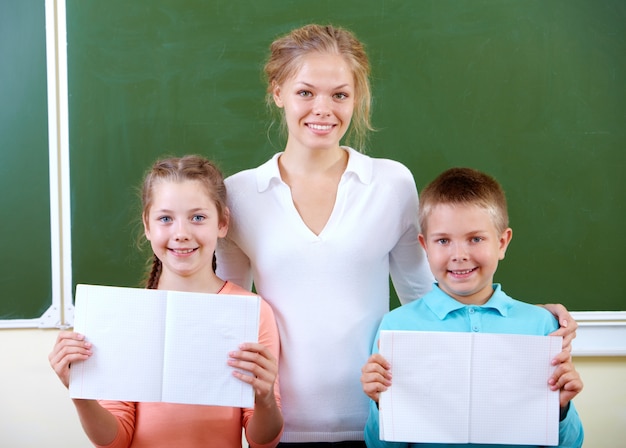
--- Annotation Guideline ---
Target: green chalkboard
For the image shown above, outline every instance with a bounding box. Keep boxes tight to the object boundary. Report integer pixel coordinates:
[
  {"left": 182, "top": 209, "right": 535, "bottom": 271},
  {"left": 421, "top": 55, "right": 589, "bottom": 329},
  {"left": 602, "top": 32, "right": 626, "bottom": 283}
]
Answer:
[
  {"left": 0, "top": 1, "right": 52, "bottom": 320},
  {"left": 66, "top": 0, "right": 625, "bottom": 311}
]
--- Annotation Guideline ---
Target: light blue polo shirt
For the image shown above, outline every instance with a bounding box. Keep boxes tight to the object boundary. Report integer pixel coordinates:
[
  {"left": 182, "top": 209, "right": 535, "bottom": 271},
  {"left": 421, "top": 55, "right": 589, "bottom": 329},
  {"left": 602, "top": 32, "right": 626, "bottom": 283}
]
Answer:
[{"left": 365, "top": 283, "right": 584, "bottom": 448}]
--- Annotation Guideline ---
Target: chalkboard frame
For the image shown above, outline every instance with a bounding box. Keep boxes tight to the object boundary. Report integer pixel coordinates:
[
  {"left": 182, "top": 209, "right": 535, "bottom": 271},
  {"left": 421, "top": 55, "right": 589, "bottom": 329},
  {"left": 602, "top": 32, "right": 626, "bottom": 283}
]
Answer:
[{"left": 0, "top": 0, "right": 65, "bottom": 328}]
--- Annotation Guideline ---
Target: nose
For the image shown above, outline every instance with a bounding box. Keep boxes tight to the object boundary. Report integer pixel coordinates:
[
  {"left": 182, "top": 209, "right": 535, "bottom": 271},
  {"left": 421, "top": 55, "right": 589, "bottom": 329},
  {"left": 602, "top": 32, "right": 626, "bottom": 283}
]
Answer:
[
  {"left": 451, "top": 242, "right": 469, "bottom": 262},
  {"left": 174, "top": 221, "right": 190, "bottom": 241},
  {"left": 313, "top": 95, "right": 331, "bottom": 117}
]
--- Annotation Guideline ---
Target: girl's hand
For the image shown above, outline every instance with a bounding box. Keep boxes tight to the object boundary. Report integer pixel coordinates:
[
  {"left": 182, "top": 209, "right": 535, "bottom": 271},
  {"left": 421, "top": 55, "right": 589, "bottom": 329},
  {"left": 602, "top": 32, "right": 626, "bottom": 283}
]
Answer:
[
  {"left": 542, "top": 303, "right": 578, "bottom": 351},
  {"left": 228, "top": 342, "right": 278, "bottom": 406},
  {"left": 360, "top": 353, "right": 392, "bottom": 403},
  {"left": 48, "top": 331, "right": 92, "bottom": 388}
]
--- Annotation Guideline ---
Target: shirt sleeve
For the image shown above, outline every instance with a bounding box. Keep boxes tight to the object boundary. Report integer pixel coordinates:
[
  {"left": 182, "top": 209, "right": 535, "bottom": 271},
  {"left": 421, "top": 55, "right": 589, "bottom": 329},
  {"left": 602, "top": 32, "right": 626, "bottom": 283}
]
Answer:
[
  {"left": 93, "top": 401, "right": 136, "bottom": 448},
  {"left": 216, "top": 235, "right": 254, "bottom": 291},
  {"left": 557, "top": 401, "right": 585, "bottom": 447},
  {"left": 388, "top": 166, "right": 434, "bottom": 304}
]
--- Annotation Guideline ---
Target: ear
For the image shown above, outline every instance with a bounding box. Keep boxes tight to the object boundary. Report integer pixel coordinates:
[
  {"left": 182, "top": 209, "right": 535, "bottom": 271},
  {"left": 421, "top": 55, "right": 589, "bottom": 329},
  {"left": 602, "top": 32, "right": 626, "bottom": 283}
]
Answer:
[
  {"left": 418, "top": 233, "right": 428, "bottom": 252},
  {"left": 498, "top": 228, "right": 513, "bottom": 260},
  {"left": 218, "top": 207, "right": 230, "bottom": 238},
  {"left": 272, "top": 81, "right": 284, "bottom": 108}
]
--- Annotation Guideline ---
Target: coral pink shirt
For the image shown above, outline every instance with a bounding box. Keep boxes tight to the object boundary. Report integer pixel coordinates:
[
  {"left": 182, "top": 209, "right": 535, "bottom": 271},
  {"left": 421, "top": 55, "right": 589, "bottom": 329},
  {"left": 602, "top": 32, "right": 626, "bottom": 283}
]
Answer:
[{"left": 95, "top": 281, "right": 282, "bottom": 448}]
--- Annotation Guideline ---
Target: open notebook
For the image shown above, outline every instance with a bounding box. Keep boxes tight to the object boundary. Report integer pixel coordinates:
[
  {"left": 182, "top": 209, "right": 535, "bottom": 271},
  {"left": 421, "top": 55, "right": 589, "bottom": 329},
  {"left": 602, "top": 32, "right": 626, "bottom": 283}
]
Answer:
[
  {"left": 69, "top": 284, "right": 260, "bottom": 408},
  {"left": 379, "top": 330, "right": 562, "bottom": 446}
]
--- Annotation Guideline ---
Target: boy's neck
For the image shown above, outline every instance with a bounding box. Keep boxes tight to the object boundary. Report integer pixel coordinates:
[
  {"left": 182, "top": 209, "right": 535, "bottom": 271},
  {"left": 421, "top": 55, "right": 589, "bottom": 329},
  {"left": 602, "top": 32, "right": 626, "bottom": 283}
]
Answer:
[{"left": 440, "top": 284, "right": 496, "bottom": 306}]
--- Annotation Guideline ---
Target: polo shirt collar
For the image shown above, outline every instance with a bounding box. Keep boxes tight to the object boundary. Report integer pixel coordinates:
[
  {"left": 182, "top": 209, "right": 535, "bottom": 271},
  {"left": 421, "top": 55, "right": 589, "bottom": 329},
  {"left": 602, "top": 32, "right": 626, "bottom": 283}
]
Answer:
[
  {"left": 424, "top": 283, "right": 511, "bottom": 320},
  {"left": 342, "top": 146, "right": 373, "bottom": 184},
  {"left": 255, "top": 146, "right": 372, "bottom": 192},
  {"left": 255, "top": 152, "right": 282, "bottom": 192}
]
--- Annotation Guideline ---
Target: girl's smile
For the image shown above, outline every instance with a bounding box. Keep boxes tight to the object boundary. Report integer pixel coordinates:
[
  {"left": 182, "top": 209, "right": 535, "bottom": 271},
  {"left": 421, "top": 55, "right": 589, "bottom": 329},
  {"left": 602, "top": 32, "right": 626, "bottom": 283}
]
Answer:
[{"left": 143, "top": 180, "right": 227, "bottom": 288}]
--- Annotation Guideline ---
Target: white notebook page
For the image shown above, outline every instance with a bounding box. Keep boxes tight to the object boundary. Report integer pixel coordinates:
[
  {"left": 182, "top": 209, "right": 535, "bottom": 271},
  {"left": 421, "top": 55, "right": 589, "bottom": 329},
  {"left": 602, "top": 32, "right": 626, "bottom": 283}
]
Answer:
[
  {"left": 69, "top": 284, "right": 260, "bottom": 408},
  {"left": 379, "top": 330, "right": 561, "bottom": 446}
]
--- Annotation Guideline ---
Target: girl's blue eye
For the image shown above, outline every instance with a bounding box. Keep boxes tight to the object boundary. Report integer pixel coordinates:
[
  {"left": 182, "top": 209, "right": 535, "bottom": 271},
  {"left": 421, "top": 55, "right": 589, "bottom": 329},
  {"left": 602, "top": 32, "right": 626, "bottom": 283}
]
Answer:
[
  {"left": 159, "top": 216, "right": 172, "bottom": 223},
  {"left": 191, "top": 215, "right": 205, "bottom": 222},
  {"left": 471, "top": 237, "right": 483, "bottom": 243}
]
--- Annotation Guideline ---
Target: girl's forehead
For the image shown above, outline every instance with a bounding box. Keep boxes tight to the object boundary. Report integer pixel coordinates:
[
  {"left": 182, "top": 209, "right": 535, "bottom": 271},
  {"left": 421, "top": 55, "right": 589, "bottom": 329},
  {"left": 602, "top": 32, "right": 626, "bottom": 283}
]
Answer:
[{"left": 151, "top": 179, "right": 211, "bottom": 201}]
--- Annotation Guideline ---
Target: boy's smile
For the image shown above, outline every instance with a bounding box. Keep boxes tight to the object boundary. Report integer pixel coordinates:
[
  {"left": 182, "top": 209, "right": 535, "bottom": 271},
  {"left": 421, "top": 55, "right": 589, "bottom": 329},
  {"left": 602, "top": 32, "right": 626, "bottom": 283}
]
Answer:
[{"left": 419, "top": 203, "right": 512, "bottom": 305}]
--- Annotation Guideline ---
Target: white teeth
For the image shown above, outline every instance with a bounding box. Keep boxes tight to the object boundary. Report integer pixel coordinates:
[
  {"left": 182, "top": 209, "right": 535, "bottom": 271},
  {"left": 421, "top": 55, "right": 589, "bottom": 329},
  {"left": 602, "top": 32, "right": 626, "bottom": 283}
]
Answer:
[
  {"left": 173, "top": 249, "right": 194, "bottom": 254},
  {"left": 453, "top": 269, "right": 473, "bottom": 275},
  {"left": 309, "top": 124, "right": 333, "bottom": 131}
]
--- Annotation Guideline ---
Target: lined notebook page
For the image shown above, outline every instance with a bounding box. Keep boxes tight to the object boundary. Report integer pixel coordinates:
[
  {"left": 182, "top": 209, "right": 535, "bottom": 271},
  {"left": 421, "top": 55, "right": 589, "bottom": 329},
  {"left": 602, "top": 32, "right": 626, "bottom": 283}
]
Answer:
[
  {"left": 379, "top": 331, "right": 471, "bottom": 444},
  {"left": 70, "top": 285, "right": 167, "bottom": 402},
  {"left": 379, "top": 330, "right": 561, "bottom": 446},
  {"left": 162, "top": 291, "right": 260, "bottom": 407},
  {"left": 70, "top": 284, "right": 260, "bottom": 408},
  {"left": 469, "top": 332, "right": 562, "bottom": 444}
]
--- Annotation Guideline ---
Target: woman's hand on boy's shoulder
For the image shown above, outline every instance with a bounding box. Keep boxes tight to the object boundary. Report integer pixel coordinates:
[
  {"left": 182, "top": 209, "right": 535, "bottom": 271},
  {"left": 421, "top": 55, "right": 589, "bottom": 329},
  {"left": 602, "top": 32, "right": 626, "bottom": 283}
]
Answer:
[{"left": 541, "top": 303, "right": 578, "bottom": 351}]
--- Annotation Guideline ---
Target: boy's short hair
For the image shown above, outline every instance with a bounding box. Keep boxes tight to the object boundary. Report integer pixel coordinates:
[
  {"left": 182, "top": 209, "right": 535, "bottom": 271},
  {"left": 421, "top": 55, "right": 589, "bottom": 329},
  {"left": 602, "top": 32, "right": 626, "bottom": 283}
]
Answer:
[{"left": 418, "top": 167, "right": 509, "bottom": 235}]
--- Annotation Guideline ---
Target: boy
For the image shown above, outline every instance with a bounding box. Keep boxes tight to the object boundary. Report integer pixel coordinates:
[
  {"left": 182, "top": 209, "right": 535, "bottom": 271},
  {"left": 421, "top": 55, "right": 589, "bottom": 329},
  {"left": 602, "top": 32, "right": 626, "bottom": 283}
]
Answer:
[{"left": 361, "top": 167, "right": 584, "bottom": 447}]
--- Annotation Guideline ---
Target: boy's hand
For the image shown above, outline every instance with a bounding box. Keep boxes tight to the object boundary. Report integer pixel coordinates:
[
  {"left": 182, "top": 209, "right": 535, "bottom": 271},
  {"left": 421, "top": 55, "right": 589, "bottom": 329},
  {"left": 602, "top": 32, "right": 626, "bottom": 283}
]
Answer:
[
  {"left": 549, "top": 350, "right": 584, "bottom": 408},
  {"left": 542, "top": 303, "right": 578, "bottom": 351},
  {"left": 360, "top": 353, "right": 392, "bottom": 403}
]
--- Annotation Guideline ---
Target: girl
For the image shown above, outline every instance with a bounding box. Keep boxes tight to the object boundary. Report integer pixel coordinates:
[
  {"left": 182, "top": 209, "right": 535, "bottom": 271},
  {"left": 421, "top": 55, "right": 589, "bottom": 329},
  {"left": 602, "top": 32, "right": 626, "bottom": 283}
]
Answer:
[
  {"left": 216, "top": 24, "right": 577, "bottom": 447},
  {"left": 49, "top": 155, "right": 283, "bottom": 448}
]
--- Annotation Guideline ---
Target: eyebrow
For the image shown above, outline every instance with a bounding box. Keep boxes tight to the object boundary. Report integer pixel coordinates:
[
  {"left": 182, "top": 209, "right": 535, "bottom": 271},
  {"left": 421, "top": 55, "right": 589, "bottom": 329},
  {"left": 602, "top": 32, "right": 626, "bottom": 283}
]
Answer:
[
  {"left": 297, "top": 81, "right": 352, "bottom": 90},
  {"left": 152, "top": 207, "right": 210, "bottom": 214},
  {"left": 429, "top": 230, "right": 489, "bottom": 237}
]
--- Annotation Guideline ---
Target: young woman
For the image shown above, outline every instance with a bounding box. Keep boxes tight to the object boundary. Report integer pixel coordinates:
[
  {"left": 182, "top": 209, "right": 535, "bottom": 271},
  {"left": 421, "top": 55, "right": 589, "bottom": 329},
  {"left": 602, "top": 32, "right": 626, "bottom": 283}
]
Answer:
[
  {"left": 49, "top": 155, "right": 283, "bottom": 448},
  {"left": 216, "top": 24, "right": 577, "bottom": 447}
]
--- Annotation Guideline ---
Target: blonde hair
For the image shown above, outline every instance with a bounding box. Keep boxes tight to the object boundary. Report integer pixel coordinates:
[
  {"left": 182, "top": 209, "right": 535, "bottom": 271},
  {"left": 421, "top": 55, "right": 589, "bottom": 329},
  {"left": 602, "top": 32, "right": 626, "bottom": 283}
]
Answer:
[
  {"left": 264, "top": 24, "right": 373, "bottom": 150},
  {"left": 418, "top": 167, "right": 509, "bottom": 236},
  {"left": 140, "top": 155, "right": 228, "bottom": 289}
]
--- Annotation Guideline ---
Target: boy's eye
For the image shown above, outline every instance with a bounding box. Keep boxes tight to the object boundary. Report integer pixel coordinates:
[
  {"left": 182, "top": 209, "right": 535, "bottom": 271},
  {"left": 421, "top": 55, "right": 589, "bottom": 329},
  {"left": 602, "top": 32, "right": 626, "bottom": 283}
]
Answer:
[
  {"left": 471, "top": 237, "right": 483, "bottom": 243},
  {"left": 436, "top": 238, "right": 449, "bottom": 245}
]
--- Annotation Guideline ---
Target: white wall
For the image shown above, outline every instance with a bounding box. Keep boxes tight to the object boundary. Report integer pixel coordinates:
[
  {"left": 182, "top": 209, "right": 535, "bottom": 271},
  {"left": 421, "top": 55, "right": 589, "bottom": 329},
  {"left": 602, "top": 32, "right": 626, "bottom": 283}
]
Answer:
[
  {"left": 1, "top": 329, "right": 91, "bottom": 447},
  {"left": 1, "top": 328, "right": 625, "bottom": 447}
]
